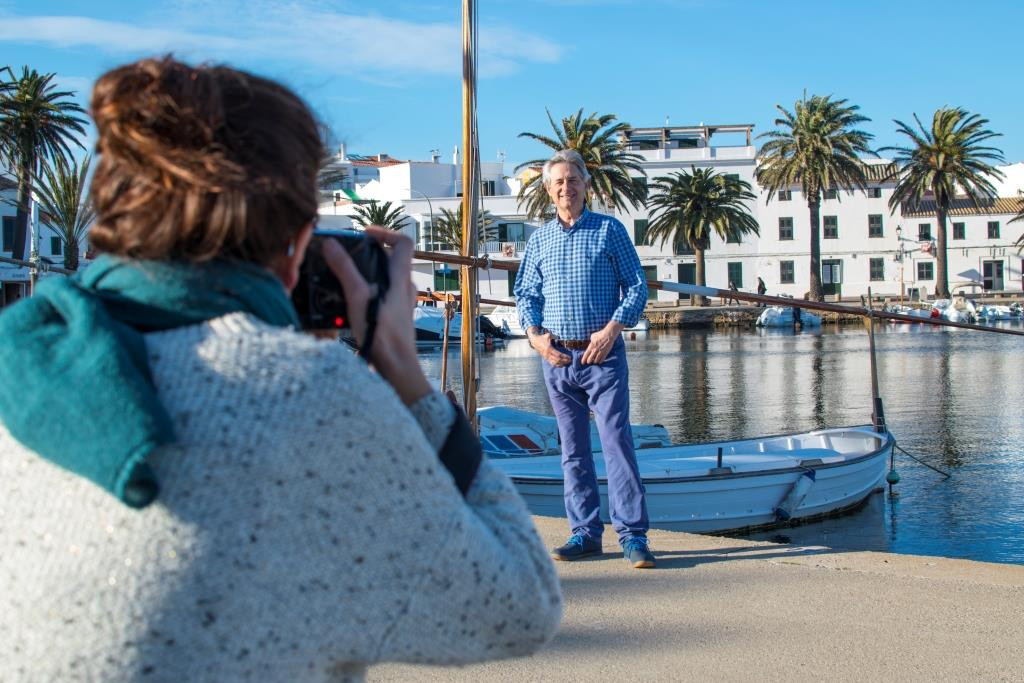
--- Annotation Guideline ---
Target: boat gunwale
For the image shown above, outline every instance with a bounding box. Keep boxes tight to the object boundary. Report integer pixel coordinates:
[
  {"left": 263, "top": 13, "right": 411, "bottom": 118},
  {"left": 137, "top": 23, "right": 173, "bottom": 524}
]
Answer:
[{"left": 501, "top": 425, "right": 894, "bottom": 485}]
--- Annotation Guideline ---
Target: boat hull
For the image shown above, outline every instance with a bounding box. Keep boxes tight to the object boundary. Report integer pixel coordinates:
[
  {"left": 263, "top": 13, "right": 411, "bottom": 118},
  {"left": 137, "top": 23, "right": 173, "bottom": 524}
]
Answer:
[{"left": 492, "top": 425, "right": 892, "bottom": 534}]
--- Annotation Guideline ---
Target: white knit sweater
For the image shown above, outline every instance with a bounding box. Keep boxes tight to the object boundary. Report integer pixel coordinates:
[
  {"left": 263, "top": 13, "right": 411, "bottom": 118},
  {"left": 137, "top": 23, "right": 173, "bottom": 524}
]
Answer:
[{"left": 0, "top": 313, "right": 562, "bottom": 682}]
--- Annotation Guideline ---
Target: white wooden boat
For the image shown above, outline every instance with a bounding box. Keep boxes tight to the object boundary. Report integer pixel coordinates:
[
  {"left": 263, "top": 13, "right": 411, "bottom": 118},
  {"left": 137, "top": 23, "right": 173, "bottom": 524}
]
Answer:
[
  {"left": 756, "top": 305, "right": 822, "bottom": 328},
  {"left": 482, "top": 406, "right": 892, "bottom": 534}
]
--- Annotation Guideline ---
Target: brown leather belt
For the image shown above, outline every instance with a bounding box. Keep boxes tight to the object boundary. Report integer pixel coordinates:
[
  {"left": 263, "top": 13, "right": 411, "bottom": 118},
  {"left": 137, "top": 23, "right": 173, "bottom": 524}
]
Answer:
[{"left": 558, "top": 339, "right": 590, "bottom": 350}]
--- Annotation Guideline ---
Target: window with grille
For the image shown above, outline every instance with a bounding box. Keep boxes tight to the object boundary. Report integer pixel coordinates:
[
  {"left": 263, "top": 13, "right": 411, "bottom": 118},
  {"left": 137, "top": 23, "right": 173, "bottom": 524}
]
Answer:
[
  {"left": 988, "top": 221, "right": 1000, "bottom": 239},
  {"left": 869, "top": 257, "right": 884, "bottom": 281},
  {"left": 868, "top": 214, "right": 883, "bottom": 238},
  {"left": 778, "top": 190, "right": 792, "bottom": 201},
  {"left": 823, "top": 215, "right": 838, "bottom": 239},
  {"left": 780, "top": 260, "right": 795, "bottom": 284},
  {"left": 50, "top": 236, "right": 62, "bottom": 256},
  {"left": 917, "top": 261, "right": 934, "bottom": 280},
  {"left": 918, "top": 223, "right": 931, "bottom": 240},
  {"left": 823, "top": 189, "right": 837, "bottom": 200},
  {"left": 778, "top": 217, "right": 793, "bottom": 241},
  {"left": 867, "top": 187, "right": 881, "bottom": 198},
  {"left": 952, "top": 222, "right": 965, "bottom": 240}
]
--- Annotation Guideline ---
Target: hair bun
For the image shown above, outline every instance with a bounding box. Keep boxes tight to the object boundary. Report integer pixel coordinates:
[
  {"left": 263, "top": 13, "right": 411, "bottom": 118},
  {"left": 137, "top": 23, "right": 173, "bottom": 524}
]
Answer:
[{"left": 91, "top": 56, "right": 246, "bottom": 192}]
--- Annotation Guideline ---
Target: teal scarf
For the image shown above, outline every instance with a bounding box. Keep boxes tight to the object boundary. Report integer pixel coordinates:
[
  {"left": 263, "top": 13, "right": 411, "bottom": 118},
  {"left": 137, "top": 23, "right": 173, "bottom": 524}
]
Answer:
[{"left": 0, "top": 255, "right": 299, "bottom": 508}]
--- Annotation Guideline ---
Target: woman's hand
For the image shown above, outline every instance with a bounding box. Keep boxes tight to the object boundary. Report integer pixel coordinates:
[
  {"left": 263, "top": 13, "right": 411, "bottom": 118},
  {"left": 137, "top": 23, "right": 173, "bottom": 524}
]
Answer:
[{"left": 323, "top": 226, "right": 432, "bottom": 406}]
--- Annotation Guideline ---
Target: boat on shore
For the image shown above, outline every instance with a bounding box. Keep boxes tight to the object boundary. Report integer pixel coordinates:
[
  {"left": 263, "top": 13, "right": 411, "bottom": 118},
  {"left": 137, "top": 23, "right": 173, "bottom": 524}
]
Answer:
[
  {"left": 481, "top": 406, "right": 892, "bottom": 534},
  {"left": 756, "top": 305, "right": 822, "bottom": 328}
]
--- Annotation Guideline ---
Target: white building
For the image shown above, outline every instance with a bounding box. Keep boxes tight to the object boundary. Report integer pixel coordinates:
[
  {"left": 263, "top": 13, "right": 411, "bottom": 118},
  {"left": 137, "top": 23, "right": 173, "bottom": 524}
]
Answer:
[
  {"left": 318, "top": 128, "right": 1024, "bottom": 304},
  {"left": 0, "top": 175, "right": 84, "bottom": 307}
]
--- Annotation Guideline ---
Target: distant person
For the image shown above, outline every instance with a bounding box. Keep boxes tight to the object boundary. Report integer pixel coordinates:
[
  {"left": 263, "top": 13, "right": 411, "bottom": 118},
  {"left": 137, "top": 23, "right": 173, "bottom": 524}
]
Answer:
[
  {"left": 757, "top": 276, "right": 767, "bottom": 306},
  {"left": 0, "top": 56, "right": 561, "bottom": 680},
  {"left": 727, "top": 281, "right": 740, "bottom": 305},
  {"left": 514, "top": 149, "right": 654, "bottom": 569}
]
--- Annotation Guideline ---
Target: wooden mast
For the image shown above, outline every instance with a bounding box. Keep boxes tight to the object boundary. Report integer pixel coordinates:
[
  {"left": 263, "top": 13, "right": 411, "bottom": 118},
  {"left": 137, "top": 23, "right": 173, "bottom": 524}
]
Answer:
[{"left": 459, "top": 0, "right": 479, "bottom": 428}]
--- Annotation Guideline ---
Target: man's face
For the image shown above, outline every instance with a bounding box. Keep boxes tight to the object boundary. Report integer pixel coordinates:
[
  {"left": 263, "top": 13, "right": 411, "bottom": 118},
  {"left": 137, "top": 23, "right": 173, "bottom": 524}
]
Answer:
[{"left": 545, "top": 162, "right": 586, "bottom": 216}]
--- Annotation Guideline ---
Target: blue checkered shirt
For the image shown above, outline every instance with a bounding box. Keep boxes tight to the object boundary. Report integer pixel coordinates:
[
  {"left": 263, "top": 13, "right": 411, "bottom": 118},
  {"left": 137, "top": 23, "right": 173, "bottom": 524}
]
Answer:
[{"left": 514, "top": 209, "right": 647, "bottom": 340}]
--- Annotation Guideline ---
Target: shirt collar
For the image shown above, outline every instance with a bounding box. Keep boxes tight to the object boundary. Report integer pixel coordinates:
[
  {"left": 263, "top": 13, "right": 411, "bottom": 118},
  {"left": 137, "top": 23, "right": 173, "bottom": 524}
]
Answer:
[{"left": 553, "top": 207, "right": 590, "bottom": 232}]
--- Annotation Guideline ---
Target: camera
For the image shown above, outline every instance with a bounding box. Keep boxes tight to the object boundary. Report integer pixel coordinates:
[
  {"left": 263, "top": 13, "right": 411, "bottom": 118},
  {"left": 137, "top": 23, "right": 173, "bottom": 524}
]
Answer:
[{"left": 292, "top": 229, "right": 391, "bottom": 330}]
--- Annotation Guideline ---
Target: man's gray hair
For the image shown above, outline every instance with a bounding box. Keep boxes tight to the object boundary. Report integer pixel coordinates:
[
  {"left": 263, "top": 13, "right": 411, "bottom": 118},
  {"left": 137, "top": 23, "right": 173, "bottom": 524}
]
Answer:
[{"left": 541, "top": 149, "right": 591, "bottom": 187}]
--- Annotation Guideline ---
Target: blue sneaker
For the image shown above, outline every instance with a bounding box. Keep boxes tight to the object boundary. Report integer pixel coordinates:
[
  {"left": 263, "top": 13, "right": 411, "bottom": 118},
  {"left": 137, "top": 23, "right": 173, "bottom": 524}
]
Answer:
[
  {"left": 551, "top": 533, "right": 603, "bottom": 561},
  {"left": 621, "top": 537, "right": 655, "bottom": 569}
]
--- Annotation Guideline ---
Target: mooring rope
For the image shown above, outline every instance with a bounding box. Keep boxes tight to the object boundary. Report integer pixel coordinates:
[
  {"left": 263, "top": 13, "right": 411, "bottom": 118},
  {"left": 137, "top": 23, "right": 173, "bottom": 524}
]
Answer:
[{"left": 894, "top": 441, "right": 952, "bottom": 478}]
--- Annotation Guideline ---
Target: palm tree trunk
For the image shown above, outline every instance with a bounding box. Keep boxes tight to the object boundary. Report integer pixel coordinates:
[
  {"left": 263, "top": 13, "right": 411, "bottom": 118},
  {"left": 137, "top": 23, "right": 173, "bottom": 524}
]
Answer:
[
  {"left": 807, "top": 197, "right": 823, "bottom": 301},
  {"left": 12, "top": 161, "right": 31, "bottom": 261},
  {"left": 64, "top": 239, "right": 79, "bottom": 271},
  {"left": 934, "top": 203, "right": 950, "bottom": 299},
  {"left": 695, "top": 246, "right": 707, "bottom": 306}
]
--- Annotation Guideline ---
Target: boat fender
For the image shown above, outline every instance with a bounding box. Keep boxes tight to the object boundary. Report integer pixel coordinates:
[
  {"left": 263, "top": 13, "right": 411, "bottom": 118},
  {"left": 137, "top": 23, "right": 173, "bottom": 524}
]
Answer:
[{"left": 774, "top": 469, "right": 816, "bottom": 522}]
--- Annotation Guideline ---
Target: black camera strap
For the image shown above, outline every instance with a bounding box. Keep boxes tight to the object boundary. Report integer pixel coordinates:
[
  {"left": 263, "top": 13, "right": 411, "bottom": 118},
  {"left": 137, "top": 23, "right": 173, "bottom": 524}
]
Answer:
[{"left": 357, "top": 293, "right": 381, "bottom": 361}]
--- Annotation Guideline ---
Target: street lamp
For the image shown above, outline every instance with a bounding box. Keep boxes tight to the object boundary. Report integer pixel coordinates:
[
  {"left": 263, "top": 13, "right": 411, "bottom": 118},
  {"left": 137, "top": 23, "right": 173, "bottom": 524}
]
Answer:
[{"left": 895, "top": 225, "right": 905, "bottom": 306}]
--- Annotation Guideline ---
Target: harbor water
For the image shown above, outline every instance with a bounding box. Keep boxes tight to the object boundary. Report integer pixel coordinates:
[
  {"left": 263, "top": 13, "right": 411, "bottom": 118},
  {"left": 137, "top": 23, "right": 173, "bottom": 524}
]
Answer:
[{"left": 419, "top": 322, "right": 1024, "bottom": 565}]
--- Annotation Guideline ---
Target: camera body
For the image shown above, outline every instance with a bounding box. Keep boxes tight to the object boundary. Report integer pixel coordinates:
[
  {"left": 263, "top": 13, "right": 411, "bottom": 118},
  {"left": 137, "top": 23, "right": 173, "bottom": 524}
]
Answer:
[{"left": 292, "top": 229, "right": 390, "bottom": 329}]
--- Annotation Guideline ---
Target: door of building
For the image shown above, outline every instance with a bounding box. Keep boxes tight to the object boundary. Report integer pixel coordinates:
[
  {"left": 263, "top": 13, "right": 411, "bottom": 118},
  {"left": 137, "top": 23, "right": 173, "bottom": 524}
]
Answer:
[
  {"left": 822, "top": 259, "right": 843, "bottom": 298},
  {"left": 982, "top": 260, "right": 1004, "bottom": 291},
  {"left": 677, "top": 263, "right": 696, "bottom": 300}
]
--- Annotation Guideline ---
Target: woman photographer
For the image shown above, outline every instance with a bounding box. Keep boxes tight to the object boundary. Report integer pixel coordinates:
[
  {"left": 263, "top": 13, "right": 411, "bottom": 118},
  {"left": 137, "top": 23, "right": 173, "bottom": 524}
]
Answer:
[{"left": 0, "top": 57, "right": 560, "bottom": 681}]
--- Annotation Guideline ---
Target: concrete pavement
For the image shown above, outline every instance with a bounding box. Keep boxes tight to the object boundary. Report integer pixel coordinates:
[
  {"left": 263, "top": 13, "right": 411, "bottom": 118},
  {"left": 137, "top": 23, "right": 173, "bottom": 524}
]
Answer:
[{"left": 371, "top": 515, "right": 1024, "bottom": 682}]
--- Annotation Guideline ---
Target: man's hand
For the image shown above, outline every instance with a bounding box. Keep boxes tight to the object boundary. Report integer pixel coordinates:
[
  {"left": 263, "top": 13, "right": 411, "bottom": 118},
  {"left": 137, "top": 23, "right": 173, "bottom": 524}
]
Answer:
[
  {"left": 581, "top": 321, "right": 625, "bottom": 365},
  {"left": 528, "top": 328, "right": 571, "bottom": 367}
]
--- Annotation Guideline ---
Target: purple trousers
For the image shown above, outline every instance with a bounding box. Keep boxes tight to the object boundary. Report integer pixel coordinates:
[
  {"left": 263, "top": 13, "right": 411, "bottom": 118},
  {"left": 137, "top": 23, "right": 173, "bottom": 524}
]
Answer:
[{"left": 541, "top": 337, "right": 649, "bottom": 542}]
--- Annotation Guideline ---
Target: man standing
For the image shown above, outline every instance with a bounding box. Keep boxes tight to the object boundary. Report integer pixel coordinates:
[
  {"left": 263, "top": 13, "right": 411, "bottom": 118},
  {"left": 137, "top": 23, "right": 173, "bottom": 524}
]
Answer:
[{"left": 514, "top": 149, "right": 654, "bottom": 569}]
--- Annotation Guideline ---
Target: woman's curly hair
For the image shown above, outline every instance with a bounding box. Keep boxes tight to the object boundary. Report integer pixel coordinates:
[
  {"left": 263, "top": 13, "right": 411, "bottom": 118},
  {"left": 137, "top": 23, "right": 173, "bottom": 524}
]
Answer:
[{"left": 89, "top": 56, "right": 324, "bottom": 266}]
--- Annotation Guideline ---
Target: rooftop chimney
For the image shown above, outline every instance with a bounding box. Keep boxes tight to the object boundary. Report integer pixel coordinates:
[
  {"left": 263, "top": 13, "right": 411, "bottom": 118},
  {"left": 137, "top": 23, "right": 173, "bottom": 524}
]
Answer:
[
  {"left": 337, "top": 142, "right": 347, "bottom": 160},
  {"left": 430, "top": 148, "right": 440, "bottom": 163}
]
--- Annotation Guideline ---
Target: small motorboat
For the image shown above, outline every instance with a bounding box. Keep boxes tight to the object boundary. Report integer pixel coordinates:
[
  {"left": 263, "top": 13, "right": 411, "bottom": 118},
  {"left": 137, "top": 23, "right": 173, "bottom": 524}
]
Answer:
[
  {"left": 885, "top": 304, "right": 934, "bottom": 322},
  {"left": 931, "top": 296, "right": 977, "bottom": 324},
  {"left": 756, "top": 305, "right": 822, "bottom": 328},
  {"left": 977, "top": 304, "right": 1014, "bottom": 321},
  {"left": 483, "top": 405, "right": 893, "bottom": 534},
  {"left": 414, "top": 307, "right": 507, "bottom": 346}
]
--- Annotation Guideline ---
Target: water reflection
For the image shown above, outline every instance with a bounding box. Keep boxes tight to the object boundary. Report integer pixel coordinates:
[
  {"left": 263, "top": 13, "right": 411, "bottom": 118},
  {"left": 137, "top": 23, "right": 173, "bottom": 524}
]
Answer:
[{"left": 419, "top": 324, "right": 1024, "bottom": 565}]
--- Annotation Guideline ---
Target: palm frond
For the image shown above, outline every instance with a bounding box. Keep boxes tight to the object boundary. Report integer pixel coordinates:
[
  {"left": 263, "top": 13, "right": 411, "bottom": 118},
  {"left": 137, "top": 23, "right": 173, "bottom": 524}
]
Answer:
[
  {"left": 431, "top": 205, "right": 497, "bottom": 249},
  {"left": 351, "top": 200, "right": 407, "bottom": 230},
  {"left": 34, "top": 154, "right": 94, "bottom": 270},
  {"left": 515, "top": 109, "right": 646, "bottom": 219}
]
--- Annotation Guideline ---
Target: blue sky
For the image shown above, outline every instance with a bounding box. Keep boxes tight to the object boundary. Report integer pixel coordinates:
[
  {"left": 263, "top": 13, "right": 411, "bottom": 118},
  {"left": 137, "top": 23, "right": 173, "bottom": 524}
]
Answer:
[{"left": 2, "top": 0, "right": 1022, "bottom": 171}]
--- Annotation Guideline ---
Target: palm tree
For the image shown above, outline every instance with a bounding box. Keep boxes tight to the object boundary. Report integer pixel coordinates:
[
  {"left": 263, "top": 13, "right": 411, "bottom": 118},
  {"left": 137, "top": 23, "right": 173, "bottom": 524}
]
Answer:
[
  {"left": 516, "top": 109, "right": 645, "bottom": 219},
  {"left": 882, "top": 108, "right": 1004, "bottom": 298},
  {"left": 352, "top": 200, "right": 406, "bottom": 230},
  {"left": 431, "top": 205, "right": 496, "bottom": 250},
  {"left": 645, "top": 167, "right": 760, "bottom": 306},
  {"left": 34, "top": 154, "right": 94, "bottom": 271},
  {"left": 756, "top": 94, "right": 873, "bottom": 301},
  {"left": 0, "top": 66, "right": 87, "bottom": 261}
]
